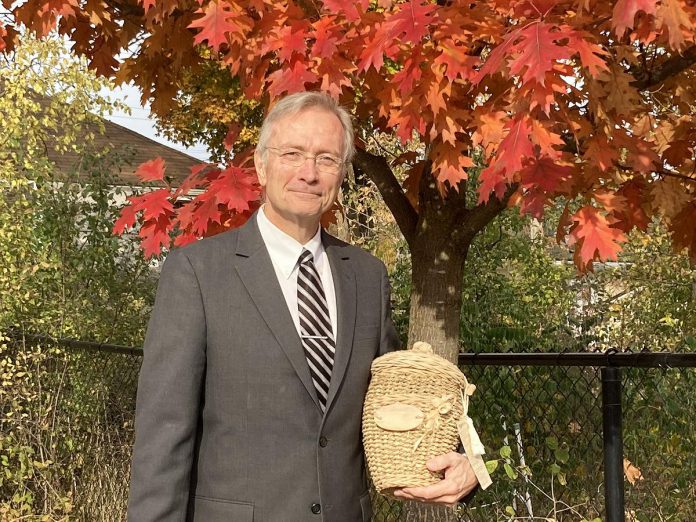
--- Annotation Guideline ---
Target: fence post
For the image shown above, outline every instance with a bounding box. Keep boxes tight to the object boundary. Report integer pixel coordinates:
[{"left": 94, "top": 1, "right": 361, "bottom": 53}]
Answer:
[{"left": 602, "top": 366, "right": 625, "bottom": 522}]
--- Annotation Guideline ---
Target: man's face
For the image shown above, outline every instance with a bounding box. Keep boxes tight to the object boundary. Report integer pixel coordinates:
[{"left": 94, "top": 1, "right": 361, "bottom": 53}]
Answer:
[{"left": 254, "top": 107, "right": 345, "bottom": 232}]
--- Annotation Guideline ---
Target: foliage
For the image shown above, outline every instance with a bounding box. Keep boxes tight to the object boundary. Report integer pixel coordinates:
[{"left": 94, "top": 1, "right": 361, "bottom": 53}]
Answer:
[
  {"left": 3, "top": 0, "right": 696, "bottom": 272},
  {"left": 155, "top": 63, "right": 264, "bottom": 164},
  {"left": 1, "top": 37, "right": 155, "bottom": 518}
]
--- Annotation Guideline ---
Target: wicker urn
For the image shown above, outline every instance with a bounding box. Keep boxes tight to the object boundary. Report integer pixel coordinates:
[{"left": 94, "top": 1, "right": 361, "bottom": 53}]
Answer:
[{"left": 362, "top": 342, "right": 478, "bottom": 495}]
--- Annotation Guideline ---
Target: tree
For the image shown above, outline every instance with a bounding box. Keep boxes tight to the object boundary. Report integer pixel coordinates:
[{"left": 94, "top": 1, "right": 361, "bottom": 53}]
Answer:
[
  {"left": 4, "top": 3, "right": 695, "bottom": 516},
  {"left": 1, "top": 36, "right": 158, "bottom": 518}
]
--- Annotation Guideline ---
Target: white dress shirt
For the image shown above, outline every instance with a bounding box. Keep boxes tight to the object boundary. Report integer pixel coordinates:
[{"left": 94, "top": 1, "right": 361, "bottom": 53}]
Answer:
[{"left": 256, "top": 207, "right": 338, "bottom": 339}]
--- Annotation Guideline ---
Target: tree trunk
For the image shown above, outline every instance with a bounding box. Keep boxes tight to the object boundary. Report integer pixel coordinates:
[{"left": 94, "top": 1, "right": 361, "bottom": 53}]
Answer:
[
  {"left": 407, "top": 236, "right": 467, "bottom": 360},
  {"left": 354, "top": 151, "right": 512, "bottom": 522},
  {"left": 402, "top": 233, "right": 470, "bottom": 522}
]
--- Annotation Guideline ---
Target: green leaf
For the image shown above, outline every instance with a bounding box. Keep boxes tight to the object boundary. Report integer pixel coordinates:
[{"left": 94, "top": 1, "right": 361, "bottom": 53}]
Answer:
[
  {"left": 504, "top": 462, "right": 518, "bottom": 480},
  {"left": 554, "top": 446, "right": 570, "bottom": 464},
  {"left": 499, "top": 445, "right": 512, "bottom": 459},
  {"left": 550, "top": 463, "right": 561, "bottom": 475},
  {"left": 485, "top": 459, "right": 499, "bottom": 474},
  {"left": 545, "top": 435, "right": 558, "bottom": 450},
  {"left": 505, "top": 505, "right": 515, "bottom": 517}
]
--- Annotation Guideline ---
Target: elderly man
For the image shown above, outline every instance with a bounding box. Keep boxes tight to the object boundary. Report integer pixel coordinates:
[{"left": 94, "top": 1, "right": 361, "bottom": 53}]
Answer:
[{"left": 127, "top": 91, "right": 477, "bottom": 522}]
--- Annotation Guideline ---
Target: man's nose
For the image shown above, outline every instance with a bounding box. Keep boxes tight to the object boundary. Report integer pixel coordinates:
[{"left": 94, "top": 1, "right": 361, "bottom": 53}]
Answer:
[{"left": 296, "top": 156, "right": 320, "bottom": 181}]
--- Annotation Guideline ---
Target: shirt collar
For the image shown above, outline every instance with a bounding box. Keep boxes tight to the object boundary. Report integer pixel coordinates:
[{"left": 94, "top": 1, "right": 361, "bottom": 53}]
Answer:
[{"left": 256, "top": 206, "right": 323, "bottom": 280}]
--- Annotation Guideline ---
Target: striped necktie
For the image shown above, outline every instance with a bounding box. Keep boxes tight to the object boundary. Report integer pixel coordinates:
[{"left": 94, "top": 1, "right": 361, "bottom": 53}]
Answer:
[{"left": 297, "top": 249, "right": 335, "bottom": 411}]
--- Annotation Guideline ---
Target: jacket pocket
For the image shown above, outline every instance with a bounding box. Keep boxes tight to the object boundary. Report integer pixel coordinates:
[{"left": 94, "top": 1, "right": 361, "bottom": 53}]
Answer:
[
  {"left": 359, "top": 491, "right": 373, "bottom": 522},
  {"left": 190, "top": 496, "right": 254, "bottom": 521}
]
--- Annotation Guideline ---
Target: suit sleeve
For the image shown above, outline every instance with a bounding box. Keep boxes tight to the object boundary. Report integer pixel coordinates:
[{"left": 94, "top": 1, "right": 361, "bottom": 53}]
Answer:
[
  {"left": 379, "top": 262, "right": 400, "bottom": 356},
  {"left": 128, "top": 249, "right": 207, "bottom": 521}
]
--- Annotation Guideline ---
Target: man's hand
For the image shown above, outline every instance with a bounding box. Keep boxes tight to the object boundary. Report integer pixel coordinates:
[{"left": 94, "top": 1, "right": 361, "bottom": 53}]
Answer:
[{"left": 392, "top": 452, "right": 479, "bottom": 506}]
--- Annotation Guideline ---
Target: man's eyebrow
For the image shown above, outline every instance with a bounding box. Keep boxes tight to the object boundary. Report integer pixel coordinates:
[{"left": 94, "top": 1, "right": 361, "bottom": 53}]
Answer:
[{"left": 273, "top": 143, "right": 342, "bottom": 156}]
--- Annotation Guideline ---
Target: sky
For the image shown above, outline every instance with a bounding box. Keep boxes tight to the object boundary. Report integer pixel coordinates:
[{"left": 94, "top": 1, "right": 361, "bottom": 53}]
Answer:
[{"left": 100, "top": 83, "right": 211, "bottom": 162}]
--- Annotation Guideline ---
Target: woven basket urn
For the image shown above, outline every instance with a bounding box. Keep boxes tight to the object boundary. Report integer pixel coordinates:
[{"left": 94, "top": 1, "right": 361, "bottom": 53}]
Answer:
[{"left": 362, "top": 342, "right": 470, "bottom": 495}]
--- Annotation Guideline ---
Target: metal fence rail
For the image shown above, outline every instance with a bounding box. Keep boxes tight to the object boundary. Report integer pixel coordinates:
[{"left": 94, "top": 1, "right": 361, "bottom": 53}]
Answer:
[{"left": 3, "top": 332, "right": 695, "bottom": 521}]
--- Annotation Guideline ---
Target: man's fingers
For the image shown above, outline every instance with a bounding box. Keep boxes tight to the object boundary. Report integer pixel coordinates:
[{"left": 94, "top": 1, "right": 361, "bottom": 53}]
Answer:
[
  {"left": 426, "top": 451, "right": 460, "bottom": 472},
  {"left": 400, "top": 479, "right": 456, "bottom": 500}
]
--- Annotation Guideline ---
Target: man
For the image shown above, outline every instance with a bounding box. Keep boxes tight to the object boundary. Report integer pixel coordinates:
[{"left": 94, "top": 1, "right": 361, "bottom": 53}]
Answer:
[{"left": 128, "top": 92, "right": 477, "bottom": 522}]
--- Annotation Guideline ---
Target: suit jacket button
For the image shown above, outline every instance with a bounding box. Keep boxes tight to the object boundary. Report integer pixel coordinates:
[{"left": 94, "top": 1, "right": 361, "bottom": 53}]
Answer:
[
  {"left": 319, "top": 436, "right": 328, "bottom": 447},
  {"left": 311, "top": 503, "right": 321, "bottom": 514}
]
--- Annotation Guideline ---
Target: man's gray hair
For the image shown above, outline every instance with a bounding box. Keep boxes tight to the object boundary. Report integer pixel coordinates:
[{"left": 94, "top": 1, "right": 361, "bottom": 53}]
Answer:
[{"left": 256, "top": 92, "right": 355, "bottom": 165}]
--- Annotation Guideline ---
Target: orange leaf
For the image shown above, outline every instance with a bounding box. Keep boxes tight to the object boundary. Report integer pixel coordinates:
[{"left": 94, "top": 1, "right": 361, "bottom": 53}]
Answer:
[
  {"left": 135, "top": 157, "right": 166, "bottom": 182},
  {"left": 208, "top": 165, "right": 260, "bottom": 212},
  {"left": 571, "top": 206, "right": 627, "bottom": 264},
  {"left": 508, "top": 22, "right": 573, "bottom": 86},
  {"left": 189, "top": 0, "right": 250, "bottom": 52},
  {"left": 623, "top": 458, "right": 644, "bottom": 486},
  {"left": 431, "top": 142, "right": 473, "bottom": 191},
  {"left": 656, "top": 0, "right": 694, "bottom": 50}
]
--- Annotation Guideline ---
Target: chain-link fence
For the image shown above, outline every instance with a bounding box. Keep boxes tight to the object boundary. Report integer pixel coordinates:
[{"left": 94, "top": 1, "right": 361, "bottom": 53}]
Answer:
[{"left": 3, "top": 332, "right": 694, "bottom": 521}]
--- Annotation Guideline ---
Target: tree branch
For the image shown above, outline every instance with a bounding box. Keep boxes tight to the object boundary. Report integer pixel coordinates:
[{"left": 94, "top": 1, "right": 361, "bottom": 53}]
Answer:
[
  {"left": 451, "top": 184, "right": 518, "bottom": 250},
  {"left": 353, "top": 149, "right": 418, "bottom": 244},
  {"left": 632, "top": 45, "right": 696, "bottom": 90}
]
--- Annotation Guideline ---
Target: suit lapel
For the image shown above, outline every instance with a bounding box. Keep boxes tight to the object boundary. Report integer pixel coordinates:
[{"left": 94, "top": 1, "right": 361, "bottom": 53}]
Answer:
[
  {"left": 323, "top": 231, "right": 357, "bottom": 414},
  {"left": 233, "top": 217, "right": 321, "bottom": 411}
]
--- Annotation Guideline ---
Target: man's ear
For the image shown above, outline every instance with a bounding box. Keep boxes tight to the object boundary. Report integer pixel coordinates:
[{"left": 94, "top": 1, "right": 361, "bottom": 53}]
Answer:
[{"left": 254, "top": 150, "right": 267, "bottom": 187}]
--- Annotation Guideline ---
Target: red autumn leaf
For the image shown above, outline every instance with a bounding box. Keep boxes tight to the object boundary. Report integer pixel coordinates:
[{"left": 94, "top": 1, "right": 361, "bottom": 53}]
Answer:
[
  {"left": 584, "top": 136, "right": 618, "bottom": 172},
  {"left": 491, "top": 116, "right": 535, "bottom": 177},
  {"left": 267, "top": 57, "right": 319, "bottom": 98},
  {"left": 388, "top": 100, "right": 427, "bottom": 143},
  {"left": 508, "top": 22, "right": 573, "bottom": 86},
  {"left": 384, "top": 0, "right": 436, "bottom": 43},
  {"left": 478, "top": 116, "right": 535, "bottom": 203},
  {"left": 113, "top": 203, "right": 139, "bottom": 235},
  {"left": 316, "top": 56, "right": 355, "bottom": 99},
  {"left": 174, "top": 232, "right": 199, "bottom": 248},
  {"left": 571, "top": 206, "right": 627, "bottom": 265},
  {"left": 191, "top": 195, "right": 223, "bottom": 235},
  {"left": 135, "top": 157, "right": 166, "bottom": 182},
  {"left": 520, "top": 156, "right": 573, "bottom": 193},
  {"left": 134, "top": 189, "right": 174, "bottom": 221},
  {"left": 0, "top": 23, "right": 7, "bottom": 52},
  {"left": 472, "top": 27, "right": 523, "bottom": 84},
  {"left": 312, "top": 17, "right": 342, "bottom": 58},
  {"left": 265, "top": 23, "right": 308, "bottom": 63},
  {"left": 430, "top": 142, "right": 474, "bottom": 190},
  {"left": 613, "top": 179, "right": 650, "bottom": 232},
  {"left": 140, "top": 0, "right": 156, "bottom": 12},
  {"left": 612, "top": 0, "right": 658, "bottom": 39},
  {"left": 189, "top": 0, "right": 249, "bottom": 52},
  {"left": 321, "top": 0, "right": 367, "bottom": 21},
  {"left": 139, "top": 215, "right": 173, "bottom": 258},
  {"left": 223, "top": 123, "right": 242, "bottom": 151},
  {"left": 208, "top": 166, "right": 260, "bottom": 212},
  {"left": 357, "top": 26, "right": 399, "bottom": 72},
  {"left": 434, "top": 42, "right": 478, "bottom": 81},
  {"left": 567, "top": 31, "right": 610, "bottom": 77},
  {"left": 671, "top": 202, "right": 696, "bottom": 262},
  {"left": 392, "top": 52, "right": 423, "bottom": 97}
]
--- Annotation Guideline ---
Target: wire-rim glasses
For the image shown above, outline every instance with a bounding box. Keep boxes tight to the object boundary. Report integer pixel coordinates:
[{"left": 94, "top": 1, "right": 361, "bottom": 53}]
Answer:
[{"left": 265, "top": 147, "right": 344, "bottom": 175}]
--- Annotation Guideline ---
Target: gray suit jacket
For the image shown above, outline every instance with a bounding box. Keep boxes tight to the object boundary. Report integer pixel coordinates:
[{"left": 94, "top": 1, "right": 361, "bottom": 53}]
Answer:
[{"left": 128, "top": 215, "right": 400, "bottom": 522}]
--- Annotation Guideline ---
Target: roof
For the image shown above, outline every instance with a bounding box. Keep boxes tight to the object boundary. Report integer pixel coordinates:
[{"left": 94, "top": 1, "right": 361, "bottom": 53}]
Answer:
[{"left": 44, "top": 107, "right": 201, "bottom": 186}]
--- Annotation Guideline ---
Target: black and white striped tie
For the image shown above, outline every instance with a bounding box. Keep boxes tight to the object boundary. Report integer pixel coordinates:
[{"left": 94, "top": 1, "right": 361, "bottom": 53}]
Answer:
[{"left": 297, "top": 249, "right": 335, "bottom": 411}]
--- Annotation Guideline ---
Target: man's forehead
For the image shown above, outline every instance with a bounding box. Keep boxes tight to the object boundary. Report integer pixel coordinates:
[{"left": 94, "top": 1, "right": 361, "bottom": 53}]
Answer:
[{"left": 269, "top": 107, "right": 344, "bottom": 146}]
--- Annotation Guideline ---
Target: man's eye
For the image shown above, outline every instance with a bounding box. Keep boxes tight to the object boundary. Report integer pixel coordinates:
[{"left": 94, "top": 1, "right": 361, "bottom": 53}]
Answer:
[
  {"left": 281, "top": 151, "right": 303, "bottom": 161},
  {"left": 317, "top": 155, "right": 340, "bottom": 167}
]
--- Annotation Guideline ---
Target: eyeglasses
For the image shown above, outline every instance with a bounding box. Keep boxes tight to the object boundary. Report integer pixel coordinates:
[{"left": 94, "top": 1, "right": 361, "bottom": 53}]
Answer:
[{"left": 265, "top": 147, "right": 344, "bottom": 175}]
